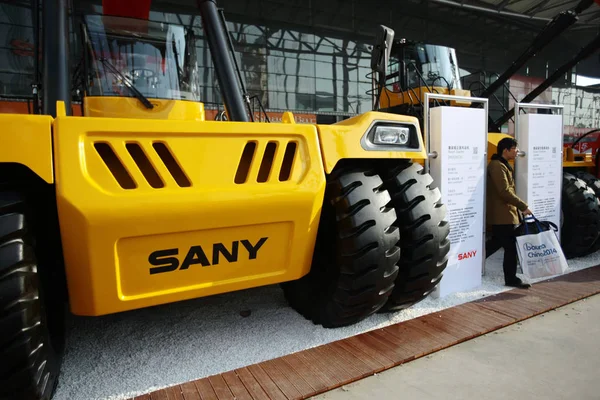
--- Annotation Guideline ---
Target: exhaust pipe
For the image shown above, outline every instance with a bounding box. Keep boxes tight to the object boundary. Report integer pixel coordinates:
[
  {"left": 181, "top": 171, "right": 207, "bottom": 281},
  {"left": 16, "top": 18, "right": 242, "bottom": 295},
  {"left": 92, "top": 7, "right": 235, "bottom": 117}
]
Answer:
[{"left": 197, "top": 0, "right": 249, "bottom": 122}]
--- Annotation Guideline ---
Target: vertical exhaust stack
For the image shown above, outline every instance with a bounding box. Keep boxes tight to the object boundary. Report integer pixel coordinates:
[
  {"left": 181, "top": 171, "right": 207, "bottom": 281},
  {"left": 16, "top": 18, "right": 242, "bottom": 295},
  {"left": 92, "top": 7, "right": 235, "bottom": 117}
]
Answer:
[
  {"left": 32, "top": 0, "right": 40, "bottom": 114},
  {"left": 197, "top": 0, "right": 249, "bottom": 122},
  {"left": 370, "top": 25, "right": 395, "bottom": 111},
  {"left": 42, "top": 0, "right": 72, "bottom": 117}
]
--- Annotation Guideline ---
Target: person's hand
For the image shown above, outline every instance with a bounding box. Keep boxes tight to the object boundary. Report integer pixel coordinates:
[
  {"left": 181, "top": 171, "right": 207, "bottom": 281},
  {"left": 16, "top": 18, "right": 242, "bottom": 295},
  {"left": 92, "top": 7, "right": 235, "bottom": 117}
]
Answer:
[{"left": 522, "top": 208, "right": 533, "bottom": 216}]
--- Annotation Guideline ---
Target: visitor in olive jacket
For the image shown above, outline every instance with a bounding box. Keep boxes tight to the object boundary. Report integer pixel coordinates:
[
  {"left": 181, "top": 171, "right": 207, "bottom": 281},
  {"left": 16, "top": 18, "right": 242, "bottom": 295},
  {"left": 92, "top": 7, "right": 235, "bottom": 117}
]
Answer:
[{"left": 486, "top": 137, "right": 532, "bottom": 289}]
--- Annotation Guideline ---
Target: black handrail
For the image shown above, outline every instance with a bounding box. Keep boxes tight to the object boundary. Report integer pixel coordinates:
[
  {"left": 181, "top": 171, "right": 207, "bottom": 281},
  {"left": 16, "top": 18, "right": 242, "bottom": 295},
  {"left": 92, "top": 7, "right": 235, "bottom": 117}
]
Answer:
[
  {"left": 469, "top": 80, "right": 510, "bottom": 115},
  {"left": 248, "top": 94, "right": 270, "bottom": 123}
]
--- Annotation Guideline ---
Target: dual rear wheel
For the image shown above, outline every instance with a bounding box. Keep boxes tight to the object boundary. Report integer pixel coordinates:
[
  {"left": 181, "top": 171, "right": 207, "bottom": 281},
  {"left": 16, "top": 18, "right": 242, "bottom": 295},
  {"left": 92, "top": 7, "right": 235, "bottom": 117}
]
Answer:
[{"left": 282, "top": 160, "right": 450, "bottom": 327}]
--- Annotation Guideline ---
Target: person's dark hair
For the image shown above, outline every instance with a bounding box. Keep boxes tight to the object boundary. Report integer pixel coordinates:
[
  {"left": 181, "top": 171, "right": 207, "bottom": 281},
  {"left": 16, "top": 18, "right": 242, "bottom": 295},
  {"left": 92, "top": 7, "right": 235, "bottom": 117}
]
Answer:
[{"left": 497, "top": 137, "right": 518, "bottom": 155}]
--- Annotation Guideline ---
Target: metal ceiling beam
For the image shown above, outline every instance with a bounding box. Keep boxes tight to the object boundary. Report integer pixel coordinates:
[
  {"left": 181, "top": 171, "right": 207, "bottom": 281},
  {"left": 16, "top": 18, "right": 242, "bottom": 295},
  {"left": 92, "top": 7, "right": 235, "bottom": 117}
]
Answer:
[
  {"left": 430, "top": 0, "right": 552, "bottom": 20},
  {"left": 496, "top": 0, "right": 511, "bottom": 11},
  {"left": 581, "top": 9, "right": 600, "bottom": 20},
  {"left": 525, "top": 0, "right": 552, "bottom": 15},
  {"left": 535, "top": 0, "right": 581, "bottom": 14}
]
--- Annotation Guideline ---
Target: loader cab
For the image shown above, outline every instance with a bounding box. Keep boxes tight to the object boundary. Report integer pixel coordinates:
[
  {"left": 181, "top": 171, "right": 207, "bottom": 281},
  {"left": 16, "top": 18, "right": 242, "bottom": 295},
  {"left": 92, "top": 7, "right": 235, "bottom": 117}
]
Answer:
[
  {"left": 372, "top": 38, "right": 470, "bottom": 119},
  {"left": 390, "top": 40, "right": 462, "bottom": 93},
  {"left": 79, "top": 14, "right": 204, "bottom": 120}
]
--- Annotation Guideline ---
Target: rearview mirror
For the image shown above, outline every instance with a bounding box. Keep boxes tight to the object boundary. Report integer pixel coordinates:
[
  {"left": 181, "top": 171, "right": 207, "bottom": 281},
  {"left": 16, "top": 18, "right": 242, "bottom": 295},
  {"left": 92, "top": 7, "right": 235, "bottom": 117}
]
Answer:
[{"left": 370, "top": 25, "right": 395, "bottom": 74}]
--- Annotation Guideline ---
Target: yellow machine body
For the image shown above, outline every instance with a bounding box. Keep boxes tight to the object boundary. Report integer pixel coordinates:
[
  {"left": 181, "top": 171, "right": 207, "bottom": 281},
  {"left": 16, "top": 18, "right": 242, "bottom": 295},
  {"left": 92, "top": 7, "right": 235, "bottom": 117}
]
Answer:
[
  {"left": 486, "top": 132, "right": 512, "bottom": 162},
  {"left": 0, "top": 101, "right": 427, "bottom": 316},
  {"left": 563, "top": 146, "right": 596, "bottom": 169},
  {"left": 52, "top": 111, "right": 325, "bottom": 316},
  {"left": 0, "top": 114, "right": 55, "bottom": 183},
  {"left": 379, "top": 86, "right": 473, "bottom": 110},
  {"left": 318, "top": 111, "right": 427, "bottom": 173},
  {"left": 83, "top": 97, "right": 207, "bottom": 121}
]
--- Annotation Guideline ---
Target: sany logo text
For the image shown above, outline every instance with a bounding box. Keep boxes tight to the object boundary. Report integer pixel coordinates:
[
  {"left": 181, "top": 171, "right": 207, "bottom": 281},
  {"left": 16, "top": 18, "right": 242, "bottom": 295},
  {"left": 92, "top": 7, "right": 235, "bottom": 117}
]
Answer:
[{"left": 458, "top": 250, "right": 477, "bottom": 261}]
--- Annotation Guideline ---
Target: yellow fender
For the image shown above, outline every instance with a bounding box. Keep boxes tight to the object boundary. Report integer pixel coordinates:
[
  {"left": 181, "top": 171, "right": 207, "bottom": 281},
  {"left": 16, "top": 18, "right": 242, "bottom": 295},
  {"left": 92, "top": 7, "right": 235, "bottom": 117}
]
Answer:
[{"left": 0, "top": 114, "right": 54, "bottom": 183}]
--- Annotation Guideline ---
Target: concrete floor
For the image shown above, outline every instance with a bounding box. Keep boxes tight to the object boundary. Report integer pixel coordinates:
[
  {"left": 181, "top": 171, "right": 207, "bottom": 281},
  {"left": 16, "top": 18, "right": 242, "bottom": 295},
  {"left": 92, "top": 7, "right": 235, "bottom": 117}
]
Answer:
[{"left": 312, "top": 293, "right": 600, "bottom": 400}]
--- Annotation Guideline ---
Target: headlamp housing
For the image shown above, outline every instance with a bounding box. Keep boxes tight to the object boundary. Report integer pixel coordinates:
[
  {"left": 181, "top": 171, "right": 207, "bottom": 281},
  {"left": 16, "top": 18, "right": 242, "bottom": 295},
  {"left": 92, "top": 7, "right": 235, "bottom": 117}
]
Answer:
[
  {"left": 373, "top": 125, "right": 410, "bottom": 145},
  {"left": 361, "top": 120, "right": 421, "bottom": 151}
]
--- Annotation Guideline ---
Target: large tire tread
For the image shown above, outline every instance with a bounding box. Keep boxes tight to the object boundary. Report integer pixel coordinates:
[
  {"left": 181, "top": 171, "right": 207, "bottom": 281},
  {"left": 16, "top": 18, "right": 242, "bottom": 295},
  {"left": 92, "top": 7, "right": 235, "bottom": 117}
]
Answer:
[
  {"left": 572, "top": 171, "right": 600, "bottom": 253},
  {"left": 573, "top": 171, "right": 600, "bottom": 199},
  {"left": 561, "top": 172, "right": 600, "bottom": 258},
  {"left": 282, "top": 165, "right": 400, "bottom": 328},
  {"left": 379, "top": 161, "right": 450, "bottom": 312},
  {"left": 0, "top": 192, "right": 61, "bottom": 400}
]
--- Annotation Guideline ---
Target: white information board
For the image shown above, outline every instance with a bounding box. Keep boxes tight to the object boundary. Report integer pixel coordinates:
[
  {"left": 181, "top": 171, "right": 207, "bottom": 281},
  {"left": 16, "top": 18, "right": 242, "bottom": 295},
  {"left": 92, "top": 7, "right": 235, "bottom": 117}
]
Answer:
[
  {"left": 429, "top": 106, "right": 487, "bottom": 298},
  {"left": 515, "top": 114, "right": 563, "bottom": 238}
]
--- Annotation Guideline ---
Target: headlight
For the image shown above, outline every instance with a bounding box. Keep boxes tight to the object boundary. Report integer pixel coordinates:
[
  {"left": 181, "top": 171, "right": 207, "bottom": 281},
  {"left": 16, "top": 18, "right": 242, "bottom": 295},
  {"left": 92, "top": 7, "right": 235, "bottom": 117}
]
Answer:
[
  {"left": 360, "top": 120, "right": 421, "bottom": 151},
  {"left": 373, "top": 126, "right": 410, "bottom": 145}
]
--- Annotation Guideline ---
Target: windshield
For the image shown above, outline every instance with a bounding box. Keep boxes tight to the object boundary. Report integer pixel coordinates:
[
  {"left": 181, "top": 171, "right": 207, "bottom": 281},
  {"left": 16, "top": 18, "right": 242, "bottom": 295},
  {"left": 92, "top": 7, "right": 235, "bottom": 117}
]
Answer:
[
  {"left": 390, "top": 43, "right": 462, "bottom": 91},
  {"left": 83, "top": 15, "right": 200, "bottom": 102}
]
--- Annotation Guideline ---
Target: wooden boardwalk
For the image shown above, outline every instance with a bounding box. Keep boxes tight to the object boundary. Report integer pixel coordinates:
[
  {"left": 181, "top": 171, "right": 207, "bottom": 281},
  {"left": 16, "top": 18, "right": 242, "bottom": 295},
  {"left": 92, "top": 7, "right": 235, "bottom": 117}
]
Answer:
[{"left": 132, "top": 266, "right": 600, "bottom": 400}]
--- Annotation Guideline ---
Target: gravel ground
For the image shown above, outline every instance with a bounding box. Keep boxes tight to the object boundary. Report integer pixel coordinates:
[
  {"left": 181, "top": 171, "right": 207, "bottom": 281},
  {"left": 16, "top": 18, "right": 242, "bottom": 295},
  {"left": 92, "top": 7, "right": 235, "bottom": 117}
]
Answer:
[{"left": 53, "top": 248, "right": 600, "bottom": 400}]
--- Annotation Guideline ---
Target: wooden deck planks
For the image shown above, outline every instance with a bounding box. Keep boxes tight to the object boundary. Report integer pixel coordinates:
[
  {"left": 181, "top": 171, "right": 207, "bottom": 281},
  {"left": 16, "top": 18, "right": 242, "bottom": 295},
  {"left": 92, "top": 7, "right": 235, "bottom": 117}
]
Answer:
[
  {"left": 137, "top": 265, "right": 600, "bottom": 400},
  {"left": 382, "top": 320, "right": 447, "bottom": 357},
  {"left": 149, "top": 390, "right": 169, "bottom": 400},
  {"left": 255, "top": 360, "right": 304, "bottom": 399},
  {"left": 164, "top": 386, "right": 184, "bottom": 400},
  {"left": 221, "top": 371, "right": 254, "bottom": 400},
  {"left": 401, "top": 317, "right": 461, "bottom": 349},
  {"left": 233, "top": 368, "right": 271, "bottom": 400},
  {"left": 262, "top": 358, "right": 315, "bottom": 397},
  {"left": 342, "top": 335, "right": 397, "bottom": 368},
  {"left": 180, "top": 382, "right": 201, "bottom": 400},
  {"left": 245, "top": 365, "right": 288, "bottom": 400},
  {"left": 193, "top": 379, "right": 218, "bottom": 400},
  {"left": 208, "top": 375, "right": 236, "bottom": 400},
  {"left": 279, "top": 352, "right": 331, "bottom": 393},
  {"left": 418, "top": 310, "right": 482, "bottom": 341},
  {"left": 325, "top": 340, "right": 380, "bottom": 379},
  {"left": 331, "top": 338, "right": 389, "bottom": 372}
]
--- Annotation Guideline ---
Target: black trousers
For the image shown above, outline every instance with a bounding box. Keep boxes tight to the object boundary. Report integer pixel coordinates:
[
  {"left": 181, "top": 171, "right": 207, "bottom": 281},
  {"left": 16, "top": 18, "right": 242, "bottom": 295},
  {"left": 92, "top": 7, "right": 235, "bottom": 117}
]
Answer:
[{"left": 486, "top": 224, "right": 518, "bottom": 283}]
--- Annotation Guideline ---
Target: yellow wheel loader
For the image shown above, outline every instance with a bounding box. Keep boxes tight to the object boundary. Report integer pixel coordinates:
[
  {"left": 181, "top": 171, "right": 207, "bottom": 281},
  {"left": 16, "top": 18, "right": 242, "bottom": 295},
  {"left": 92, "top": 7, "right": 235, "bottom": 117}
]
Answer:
[
  {"left": 370, "top": 0, "right": 600, "bottom": 259},
  {"left": 0, "top": 1, "right": 450, "bottom": 399}
]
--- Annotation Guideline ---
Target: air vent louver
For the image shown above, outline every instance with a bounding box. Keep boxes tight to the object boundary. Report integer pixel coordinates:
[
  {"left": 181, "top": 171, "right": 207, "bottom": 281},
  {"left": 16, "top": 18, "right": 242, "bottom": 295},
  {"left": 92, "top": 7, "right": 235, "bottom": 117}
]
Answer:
[
  {"left": 95, "top": 141, "right": 191, "bottom": 189},
  {"left": 235, "top": 140, "right": 298, "bottom": 184}
]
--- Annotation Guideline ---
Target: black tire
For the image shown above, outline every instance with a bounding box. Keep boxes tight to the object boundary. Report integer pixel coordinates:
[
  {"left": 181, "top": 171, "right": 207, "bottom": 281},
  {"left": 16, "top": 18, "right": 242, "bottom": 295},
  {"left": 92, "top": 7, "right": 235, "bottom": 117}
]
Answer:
[
  {"left": 561, "top": 172, "right": 600, "bottom": 258},
  {"left": 572, "top": 171, "right": 600, "bottom": 253},
  {"left": 281, "top": 166, "right": 400, "bottom": 328},
  {"left": 0, "top": 191, "right": 63, "bottom": 400},
  {"left": 573, "top": 171, "right": 600, "bottom": 199},
  {"left": 378, "top": 161, "right": 450, "bottom": 312}
]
